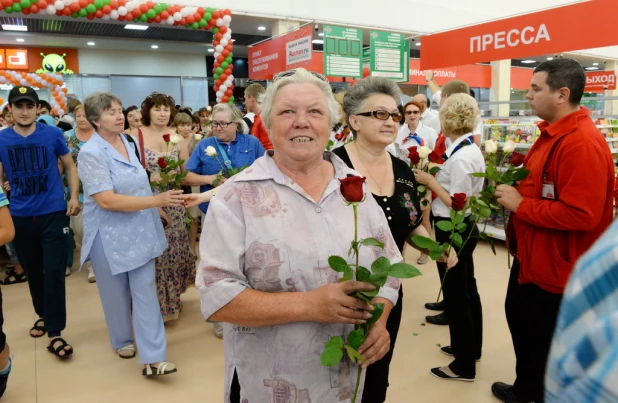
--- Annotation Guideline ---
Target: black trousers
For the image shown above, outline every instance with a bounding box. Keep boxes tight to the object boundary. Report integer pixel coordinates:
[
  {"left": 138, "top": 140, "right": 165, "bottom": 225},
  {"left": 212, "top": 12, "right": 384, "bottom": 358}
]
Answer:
[
  {"left": 435, "top": 216, "right": 483, "bottom": 377},
  {"left": 0, "top": 286, "right": 5, "bottom": 352},
  {"left": 12, "top": 211, "right": 69, "bottom": 337},
  {"left": 230, "top": 286, "right": 404, "bottom": 403},
  {"left": 506, "top": 259, "right": 562, "bottom": 402}
]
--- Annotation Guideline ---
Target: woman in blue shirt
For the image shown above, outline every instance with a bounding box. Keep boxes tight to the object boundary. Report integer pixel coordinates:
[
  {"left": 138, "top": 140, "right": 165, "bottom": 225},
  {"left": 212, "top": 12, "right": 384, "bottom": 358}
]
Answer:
[{"left": 77, "top": 92, "right": 184, "bottom": 376}]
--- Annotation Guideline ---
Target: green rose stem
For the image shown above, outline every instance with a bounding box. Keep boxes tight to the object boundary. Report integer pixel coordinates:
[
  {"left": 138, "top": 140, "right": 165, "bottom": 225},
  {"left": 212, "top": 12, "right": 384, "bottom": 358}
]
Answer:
[
  {"left": 436, "top": 215, "right": 457, "bottom": 303},
  {"left": 351, "top": 201, "right": 362, "bottom": 403}
]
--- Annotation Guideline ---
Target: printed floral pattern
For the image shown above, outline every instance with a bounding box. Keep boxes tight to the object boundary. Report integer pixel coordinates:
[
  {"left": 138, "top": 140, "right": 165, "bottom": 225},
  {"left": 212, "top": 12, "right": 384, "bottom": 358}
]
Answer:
[{"left": 399, "top": 193, "right": 419, "bottom": 226}]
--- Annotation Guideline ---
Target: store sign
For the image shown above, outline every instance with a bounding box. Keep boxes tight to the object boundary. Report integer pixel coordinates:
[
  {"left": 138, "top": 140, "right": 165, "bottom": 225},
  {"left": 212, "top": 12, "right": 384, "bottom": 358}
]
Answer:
[
  {"left": 0, "top": 49, "right": 29, "bottom": 70},
  {"left": 1, "top": 47, "right": 79, "bottom": 74},
  {"left": 585, "top": 71, "right": 617, "bottom": 92},
  {"left": 370, "top": 31, "right": 409, "bottom": 82},
  {"left": 420, "top": 0, "right": 618, "bottom": 69},
  {"left": 323, "top": 25, "right": 363, "bottom": 78},
  {"left": 248, "top": 24, "right": 313, "bottom": 80}
]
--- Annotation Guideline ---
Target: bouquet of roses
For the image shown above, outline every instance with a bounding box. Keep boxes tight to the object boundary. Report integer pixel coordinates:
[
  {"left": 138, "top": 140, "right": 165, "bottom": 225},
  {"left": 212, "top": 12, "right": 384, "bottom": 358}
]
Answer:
[
  {"left": 204, "top": 146, "right": 249, "bottom": 186},
  {"left": 320, "top": 176, "right": 422, "bottom": 403},
  {"left": 407, "top": 146, "right": 441, "bottom": 207},
  {"left": 152, "top": 134, "right": 189, "bottom": 192}
]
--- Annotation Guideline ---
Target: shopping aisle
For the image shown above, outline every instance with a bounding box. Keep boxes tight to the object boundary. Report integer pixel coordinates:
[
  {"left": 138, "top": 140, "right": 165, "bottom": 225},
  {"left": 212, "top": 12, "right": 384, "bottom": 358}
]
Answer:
[{"left": 2, "top": 241, "right": 515, "bottom": 402}]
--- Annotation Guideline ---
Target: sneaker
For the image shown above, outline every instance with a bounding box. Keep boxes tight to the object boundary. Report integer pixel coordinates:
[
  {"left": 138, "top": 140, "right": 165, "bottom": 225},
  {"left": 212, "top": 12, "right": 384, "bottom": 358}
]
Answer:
[
  {"left": 213, "top": 323, "right": 223, "bottom": 339},
  {"left": 491, "top": 382, "right": 533, "bottom": 403}
]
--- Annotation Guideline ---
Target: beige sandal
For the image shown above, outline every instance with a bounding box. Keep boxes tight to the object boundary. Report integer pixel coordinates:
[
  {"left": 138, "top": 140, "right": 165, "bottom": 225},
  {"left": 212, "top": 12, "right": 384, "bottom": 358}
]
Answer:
[
  {"left": 142, "top": 362, "right": 177, "bottom": 376},
  {"left": 117, "top": 344, "right": 136, "bottom": 359}
]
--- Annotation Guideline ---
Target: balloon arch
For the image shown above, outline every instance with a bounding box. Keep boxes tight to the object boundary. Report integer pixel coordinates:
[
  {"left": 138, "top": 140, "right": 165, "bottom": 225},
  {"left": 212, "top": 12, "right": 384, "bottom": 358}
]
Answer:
[{"left": 0, "top": 1, "right": 236, "bottom": 111}]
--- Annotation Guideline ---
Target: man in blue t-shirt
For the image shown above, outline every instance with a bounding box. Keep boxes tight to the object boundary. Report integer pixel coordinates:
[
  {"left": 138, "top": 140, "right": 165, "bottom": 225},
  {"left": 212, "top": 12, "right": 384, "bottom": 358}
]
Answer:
[{"left": 0, "top": 86, "right": 80, "bottom": 359}]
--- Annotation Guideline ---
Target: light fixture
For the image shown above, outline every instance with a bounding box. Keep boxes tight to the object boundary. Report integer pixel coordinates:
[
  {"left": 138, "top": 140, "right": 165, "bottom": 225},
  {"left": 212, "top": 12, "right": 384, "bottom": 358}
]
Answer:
[
  {"left": 16, "top": 38, "right": 25, "bottom": 43},
  {"left": 231, "top": 39, "right": 236, "bottom": 42},
  {"left": 585, "top": 66, "right": 600, "bottom": 70},
  {"left": 151, "top": 45, "right": 159, "bottom": 49},
  {"left": 87, "top": 41, "right": 95, "bottom": 46},
  {"left": 312, "top": 39, "right": 324, "bottom": 44},
  {"left": 415, "top": 42, "right": 421, "bottom": 46},
  {"left": 593, "top": 62, "right": 599, "bottom": 66},
  {"left": 318, "top": 33, "right": 324, "bottom": 37},
  {"left": 257, "top": 26, "right": 266, "bottom": 31},
  {"left": 207, "top": 48, "right": 214, "bottom": 52},
  {"left": 546, "top": 57, "right": 553, "bottom": 60},
  {"left": 521, "top": 60, "right": 537, "bottom": 64},
  {"left": 125, "top": 24, "right": 149, "bottom": 31},
  {"left": 2, "top": 24, "right": 27, "bottom": 32}
]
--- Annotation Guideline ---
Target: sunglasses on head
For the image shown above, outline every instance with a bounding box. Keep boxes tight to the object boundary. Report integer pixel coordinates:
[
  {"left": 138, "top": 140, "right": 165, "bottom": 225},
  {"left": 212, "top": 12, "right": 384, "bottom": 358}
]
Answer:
[
  {"left": 356, "top": 110, "right": 403, "bottom": 123},
  {"left": 273, "top": 69, "right": 328, "bottom": 83}
]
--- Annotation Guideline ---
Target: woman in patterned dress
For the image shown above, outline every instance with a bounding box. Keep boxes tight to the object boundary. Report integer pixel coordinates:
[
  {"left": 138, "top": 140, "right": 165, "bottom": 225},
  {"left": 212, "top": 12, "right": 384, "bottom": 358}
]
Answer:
[{"left": 134, "top": 93, "right": 196, "bottom": 322}]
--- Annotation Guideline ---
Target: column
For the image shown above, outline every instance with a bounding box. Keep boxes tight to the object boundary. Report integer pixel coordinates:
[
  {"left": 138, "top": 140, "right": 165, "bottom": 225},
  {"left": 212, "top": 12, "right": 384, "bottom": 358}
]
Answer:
[
  {"left": 490, "top": 59, "right": 511, "bottom": 117},
  {"left": 604, "top": 60, "right": 618, "bottom": 116},
  {"left": 272, "top": 20, "right": 301, "bottom": 36}
]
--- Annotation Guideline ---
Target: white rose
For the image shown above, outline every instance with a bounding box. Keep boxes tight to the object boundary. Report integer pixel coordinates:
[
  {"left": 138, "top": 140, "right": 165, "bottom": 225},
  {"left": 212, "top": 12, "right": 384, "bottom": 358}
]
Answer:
[
  {"left": 205, "top": 146, "right": 217, "bottom": 157},
  {"left": 194, "top": 133, "right": 203, "bottom": 141},
  {"left": 484, "top": 140, "right": 498, "bottom": 154},
  {"left": 418, "top": 146, "right": 432, "bottom": 159},
  {"left": 206, "top": 105, "right": 212, "bottom": 112},
  {"left": 502, "top": 140, "right": 516, "bottom": 153},
  {"left": 169, "top": 134, "right": 181, "bottom": 144}
]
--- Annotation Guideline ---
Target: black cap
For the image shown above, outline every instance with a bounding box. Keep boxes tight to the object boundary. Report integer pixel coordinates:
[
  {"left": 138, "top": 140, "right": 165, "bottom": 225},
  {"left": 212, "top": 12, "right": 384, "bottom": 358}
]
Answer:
[{"left": 8, "top": 86, "right": 39, "bottom": 105}]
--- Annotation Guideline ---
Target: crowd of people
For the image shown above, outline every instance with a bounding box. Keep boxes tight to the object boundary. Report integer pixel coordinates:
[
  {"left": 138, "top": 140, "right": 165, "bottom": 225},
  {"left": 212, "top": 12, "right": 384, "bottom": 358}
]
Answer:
[{"left": 0, "top": 57, "right": 616, "bottom": 402}]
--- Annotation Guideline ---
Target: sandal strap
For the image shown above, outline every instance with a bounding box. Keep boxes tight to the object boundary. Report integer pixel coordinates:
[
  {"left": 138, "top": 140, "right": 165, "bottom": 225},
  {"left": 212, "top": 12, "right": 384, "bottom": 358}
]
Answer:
[
  {"left": 49, "top": 337, "right": 69, "bottom": 353},
  {"left": 31, "top": 319, "right": 45, "bottom": 330},
  {"left": 117, "top": 344, "right": 136, "bottom": 354}
]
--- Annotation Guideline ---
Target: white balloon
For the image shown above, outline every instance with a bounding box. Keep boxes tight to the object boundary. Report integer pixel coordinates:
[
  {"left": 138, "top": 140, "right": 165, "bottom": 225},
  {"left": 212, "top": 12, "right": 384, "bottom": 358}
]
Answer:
[
  {"left": 180, "top": 8, "right": 189, "bottom": 17},
  {"left": 216, "top": 18, "right": 223, "bottom": 26},
  {"left": 58, "top": 109, "right": 65, "bottom": 116},
  {"left": 216, "top": 91, "right": 223, "bottom": 98},
  {"left": 219, "top": 85, "right": 227, "bottom": 92},
  {"left": 223, "top": 33, "right": 231, "bottom": 40},
  {"left": 54, "top": 1, "right": 64, "bottom": 10},
  {"left": 173, "top": 12, "right": 182, "bottom": 21},
  {"left": 62, "top": 0, "right": 71, "bottom": 6},
  {"left": 228, "top": 75, "right": 234, "bottom": 81},
  {"left": 222, "top": 15, "right": 231, "bottom": 24},
  {"left": 102, "top": 14, "right": 110, "bottom": 20},
  {"left": 20, "top": 79, "right": 28, "bottom": 86},
  {"left": 166, "top": 16, "right": 174, "bottom": 25},
  {"left": 125, "top": 2, "right": 134, "bottom": 12},
  {"left": 117, "top": 6, "right": 127, "bottom": 16},
  {"left": 220, "top": 39, "right": 228, "bottom": 47},
  {"left": 110, "top": 10, "right": 119, "bottom": 19},
  {"left": 46, "top": 5, "right": 56, "bottom": 14},
  {"left": 215, "top": 45, "right": 223, "bottom": 53}
]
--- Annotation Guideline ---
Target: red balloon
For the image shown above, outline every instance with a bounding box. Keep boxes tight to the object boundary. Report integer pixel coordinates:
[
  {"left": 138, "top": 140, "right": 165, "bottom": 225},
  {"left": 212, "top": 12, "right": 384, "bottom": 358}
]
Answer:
[
  {"left": 212, "top": 40, "right": 219, "bottom": 47},
  {"left": 212, "top": 11, "right": 219, "bottom": 19},
  {"left": 197, "top": 7, "right": 204, "bottom": 15},
  {"left": 102, "top": 4, "right": 110, "bottom": 13},
  {"left": 225, "top": 89, "right": 233, "bottom": 96},
  {"left": 117, "top": 0, "right": 125, "bottom": 5},
  {"left": 225, "top": 44, "right": 233, "bottom": 52},
  {"left": 216, "top": 55, "right": 224, "bottom": 63},
  {"left": 154, "top": 15, "right": 161, "bottom": 23},
  {"left": 215, "top": 32, "right": 223, "bottom": 41},
  {"left": 78, "top": 0, "right": 86, "bottom": 6},
  {"left": 95, "top": 9, "right": 103, "bottom": 18},
  {"left": 219, "top": 25, "right": 227, "bottom": 34},
  {"left": 146, "top": 17, "right": 153, "bottom": 23},
  {"left": 109, "top": 0, "right": 117, "bottom": 9},
  {"left": 224, "top": 9, "right": 231, "bottom": 15},
  {"left": 222, "top": 49, "right": 230, "bottom": 57},
  {"left": 37, "top": 0, "right": 47, "bottom": 8},
  {"left": 22, "top": 7, "right": 31, "bottom": 14},
  {"left": 225, "top": 68, "right": 232, "bottom": 75},
  {"left": 193, "top": 13, "right": 200, "bottom": 21},
  {"left": 186, "top": 15, "right": 194, "bottom": 24},
  {"left": 62, "top": 7, "right": 71, "bottom": 15},
  {"left": 179, "top": 18, "right": 186, "bottom": 25},
  {"left": 0, "top": 0, "right": 11, "bottom": 6},
  {"left": 214, "top": 79, "right": 221, "bottom": 86},
  {"left": 55, "top": 9, "right": 62, "bottom": 16},
  {"left": 219, "top": 74, "right": 227, "bottom": 82},
  {"left": 118, "top": 14, "right": 125, "bottom": 20},
  {"left": 30, "top": 4, "right": 38, "bottom": 12},
  {"left": 70, "top": 2, "right": 79, "bottom": 11},
  {"left": 139, "top": 3, "right": 147, "bottom": 13},
  {"left": 146, "top": 1, "right": 153, "bottom": 8},
  {"left": 132, "top": 9, "right": 141, "bottom": 18},
  {"left": 222, "top": 95, "right": 229, "bottom": 102},
  {"left": 87, "top": 13, "right": 95, "bottom": 19},
  {"left": 166, "top": 5, "right": 173, "bottom": 13},
  {"left": 87, "top": 0, "right": 94, "bottom": 4},
  {"left": 160, "top": 10, "right": 168, "bottom": 19}
]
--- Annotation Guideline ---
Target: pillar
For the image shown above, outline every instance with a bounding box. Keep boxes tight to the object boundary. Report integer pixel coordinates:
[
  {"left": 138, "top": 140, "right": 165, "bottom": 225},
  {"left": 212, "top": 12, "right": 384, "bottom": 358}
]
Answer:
[
  {"left": 490, "top": 59, "right": 511, "bottom": 117},
  {"left": 604, "top": 60, "right": 618, "bottom": 116},
  {"left": 272, "top": 20, "right": 301, "bottom": 36}
]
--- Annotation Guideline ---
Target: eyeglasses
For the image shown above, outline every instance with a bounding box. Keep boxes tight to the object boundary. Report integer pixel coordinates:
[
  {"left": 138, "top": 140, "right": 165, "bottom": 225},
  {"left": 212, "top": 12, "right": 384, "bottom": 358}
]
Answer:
[
  {"left": 405, "top": 110, "right": 421, "bottom": 116},
  {"left": 355, "top": 110, "right": 403, "bottom": 123},
  {"left": 273, "top": 69, "right": 328, "bottom": 83},
  {"left": 211, "top": 121, "right": 235, "bottom": 129},
  {"left": 143, "top": 92, "right": 176, "bottom": 107}
]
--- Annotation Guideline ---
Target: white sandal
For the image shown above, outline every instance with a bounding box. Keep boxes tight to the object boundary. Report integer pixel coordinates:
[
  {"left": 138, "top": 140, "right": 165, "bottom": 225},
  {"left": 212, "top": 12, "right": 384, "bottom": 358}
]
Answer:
[
  {"left": 142, "top": 362, "right": 177, "bottom": 376},
  {"left": 117, "top": 344, "right": 136, "bottom": 359}
]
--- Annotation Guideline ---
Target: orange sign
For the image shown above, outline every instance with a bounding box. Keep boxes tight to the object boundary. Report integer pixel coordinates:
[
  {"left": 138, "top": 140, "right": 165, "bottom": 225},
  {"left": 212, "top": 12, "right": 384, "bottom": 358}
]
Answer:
[
  {"left": 0, "top": 47, "right": 79, "bottom": 74},
  {"left": 421, "top": 0, "right": 618, "bottom": 70},
  {"left": 584, "top": 71, "right": 617, "bottom": 92},
  {"left": 249, "top": 24, "right": 313, "bottom": 80},
  {"left": 4, "top": 49, "right": 29, "bottom": 70}
]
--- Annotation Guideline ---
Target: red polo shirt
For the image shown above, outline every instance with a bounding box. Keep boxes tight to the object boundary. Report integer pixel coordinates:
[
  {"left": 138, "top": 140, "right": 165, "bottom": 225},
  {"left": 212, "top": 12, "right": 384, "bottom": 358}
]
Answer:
[
  {"left": 250, "top": 113, "right": 273, "bottom": 150},
  {"left": 507, "top": 107, "right": 615, "bottom": 293}
]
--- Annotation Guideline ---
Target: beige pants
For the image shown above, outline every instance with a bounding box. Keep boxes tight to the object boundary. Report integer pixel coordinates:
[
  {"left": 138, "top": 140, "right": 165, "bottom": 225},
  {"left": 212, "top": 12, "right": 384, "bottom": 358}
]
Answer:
[{"left": 70, "top": 208, "right": 93, "bottom": 274}]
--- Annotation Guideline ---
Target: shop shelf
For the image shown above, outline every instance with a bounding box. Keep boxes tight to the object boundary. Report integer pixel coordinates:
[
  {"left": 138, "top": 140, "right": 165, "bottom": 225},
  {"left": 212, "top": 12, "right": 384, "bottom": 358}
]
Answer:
[{"left": 477, "top": 223, "right": 506, "bottom": 241}]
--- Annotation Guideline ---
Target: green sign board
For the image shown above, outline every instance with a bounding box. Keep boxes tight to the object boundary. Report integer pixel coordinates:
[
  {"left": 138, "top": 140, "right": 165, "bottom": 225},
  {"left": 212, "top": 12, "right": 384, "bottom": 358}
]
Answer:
[
  {"left": 370, "top": 31, "right": 410, "bottom": 82},
  {"left": 323, "top": 25, "right": 363, "bottom": 78}
]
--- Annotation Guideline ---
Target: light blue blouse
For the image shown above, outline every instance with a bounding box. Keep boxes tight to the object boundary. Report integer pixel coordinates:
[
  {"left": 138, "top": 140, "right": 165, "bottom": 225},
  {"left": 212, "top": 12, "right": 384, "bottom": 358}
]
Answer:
[{"left": 77, "top": 132, "right": 167, "bottom": 275}]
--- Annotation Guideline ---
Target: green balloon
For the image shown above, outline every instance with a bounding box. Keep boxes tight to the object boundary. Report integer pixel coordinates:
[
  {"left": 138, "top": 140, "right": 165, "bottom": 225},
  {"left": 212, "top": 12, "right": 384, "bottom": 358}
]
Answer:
[
  {"left": 198, "top": 19, "right": 207, "bottom": 27},
  {"left": 215, "top": 67, "right": 224, "bottom": 74},
  {"left": 140, "top": 14, "right": 148, "bottom": 22},
  {"left": 78, "top": 8, "right": 87, "bottom": 17},
  {"left": 20, "top": 0, "right": 31, "bottom": 8},
  {"left": 229, "top": 96, "right": 235, "bottom": 102},
  {"left": 228, "top": 52, "right": 234, "bottom": 58},
  {"left": 85, "top": 4, "right": 96, "bottom": 13},
  {"left": 191, "top": 22, "right": 198, "bottom": 30},
  {"left": 4, "top": 5, "right": 12, "bottom": 13},
  {"left": 71, "top": 11, "right": 78, "bottom": 17},
  {"left": 103, "top": 0, "right": 110, "bottom": 4},
  {"left": 185, "top": 23, "right": 190, "bottom": 28},
  {"left": 204, "top": 12, "right": 211, "bottom": 21},
  {"left": 146, "top": 9, "right": 155, "bottom": 18},
  {"left": 93, "top": 0, "right": 103, "bottom": 9},
  {"left": 12, "top": 3, "right": 21, "bottom": 11},
  {"left": 221, "top": 62, "right": 229, "bottom": 69},
  {"left": 153, "top": 4, "right": 162, "bottom": 14},
  {"left": 133, "top": 17, "right": 139, "bottom": 22},
  {"left": 213, "top": 74, "right": 220, "bottom": 80},
  {"left": 211, "top": 27, "right": 218, "bottom": 34},
  {"left": 225, "top": 56, "right": 233, "bottom": 64}
]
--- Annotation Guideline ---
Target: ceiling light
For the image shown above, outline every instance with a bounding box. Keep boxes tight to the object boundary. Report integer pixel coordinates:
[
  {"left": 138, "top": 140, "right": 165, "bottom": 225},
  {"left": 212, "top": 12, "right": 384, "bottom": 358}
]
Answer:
[
  {"left": 125, "top": 24, "right": 149, "bottom": 31},
  {"left": 16, "top": 38, "right": 25, "bottom": 43},
  {"left": 2, "top": 24, "right": 27, "bottom": 32},
  {"left": 231, "top": 39, "right": 236, "bottom": 42},
  {"left": 593, "top": 62, "right": 599, "bottom": 66},
  {"left": 87, "top": 41, "right": 95, "bottom": 46},
  {"left": 546, "top": 57, "right": 553, "bottom": 60},
  {"left": 312, "top": 39, "right": 324, "bottom": 44},
  {"left": 257, "top": 26, "right": 266, "bottom": 31},
  {"left": 318, "top": 33, "right": 324, "bottom": 37},
  {"left": 521, "top": 60, "right": 536, "bottom": 64},
  {"left": 151, "top": 45, "right": 159, "bottom": 49},
  {"left": 585, "top": 66, "right": 600, "bottom": 70},
  {"left": 415, "top": 42, "right": 421, "bottom": 46},
  {"left": 207, "top": 48, "right": 214, "bottom": 52}
]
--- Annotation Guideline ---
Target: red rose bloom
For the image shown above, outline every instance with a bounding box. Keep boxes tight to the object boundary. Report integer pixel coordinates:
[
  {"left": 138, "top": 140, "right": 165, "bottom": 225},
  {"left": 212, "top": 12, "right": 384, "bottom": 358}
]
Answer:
[
  {"left": 428, "top": 150, "right": 442, "bottom": 163},
  {"left": 509, "top": 152, "right": 526, "bottom": 167},
  {"left": 162, "top": 134, "right": 171, "bottom": 143},
  {"left": 408, "top": 147, "right": 420, "bottom": 165},
  {"left": 157, "top": 157, "right": 168, "bottom": 169},
  {"left": 339, "top": 176, "right": 366, "bottom": 203},
  {"left": 450, "top": 193, "right": 467, "bottom": 211}
]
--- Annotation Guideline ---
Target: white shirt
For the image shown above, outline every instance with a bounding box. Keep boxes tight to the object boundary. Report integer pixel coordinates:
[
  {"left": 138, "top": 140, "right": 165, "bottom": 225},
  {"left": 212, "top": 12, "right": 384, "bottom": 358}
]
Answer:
[
  {"left": 395, "top": 121, "right": 438, "bottom": 150},
  {"left": 420, "top": 109, "right": 441, "bottom": 133},
  {"left": 432, "top": 133, "right": 486, "bottom": 218},
  {"left": 244, "top": 112, "right": 255, "bottom": 123}
]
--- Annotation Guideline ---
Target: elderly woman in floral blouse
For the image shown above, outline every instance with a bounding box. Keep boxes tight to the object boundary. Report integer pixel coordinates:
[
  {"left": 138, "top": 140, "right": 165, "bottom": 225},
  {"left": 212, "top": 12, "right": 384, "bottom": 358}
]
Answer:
[{"left": 195, "top": 69, "right": 403, "bottom": 403}]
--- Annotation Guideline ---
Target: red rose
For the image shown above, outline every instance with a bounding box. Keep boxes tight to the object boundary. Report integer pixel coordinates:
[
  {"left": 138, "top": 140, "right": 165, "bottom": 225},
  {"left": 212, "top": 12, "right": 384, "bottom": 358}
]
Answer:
[
  {"left": 450, "top": 193, "right": 467, "bottom": 211},
  {"left": 339, "top": 175, "right": 366, "bottom": 203},
  {"left": 162, "top": 134, "right": 171, "bottom": 143},
  {"left": 157, "top": 157, "right": 168, "bottom": 169},
  {"left": 408, "top": 147, "right": 420, "bottom": 165},
  {"left": 509, "top": 152, "right": 526, "bottom": 167},
  {"left": 428, "top": 150, "right": 442, "bottom": 164}
]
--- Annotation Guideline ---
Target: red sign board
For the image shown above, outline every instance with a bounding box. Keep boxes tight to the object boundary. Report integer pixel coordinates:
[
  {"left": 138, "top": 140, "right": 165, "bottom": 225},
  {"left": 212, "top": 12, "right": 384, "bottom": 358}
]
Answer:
[
  {"left": 249, "top": 24, "right": 314, "bottom": 80},
  {"left": 584, "top": 71, "right": 617, "bottom": 92},
  {"left": 1, "top": 47, "right": 79, "bottom": 73},
  {"left": 421, "top": 0, "right": 618, "bottom": 70}
]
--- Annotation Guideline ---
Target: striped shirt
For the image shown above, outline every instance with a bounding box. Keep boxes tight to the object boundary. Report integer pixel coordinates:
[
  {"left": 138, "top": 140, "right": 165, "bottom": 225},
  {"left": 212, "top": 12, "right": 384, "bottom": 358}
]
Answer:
[{"left": 546, "top": 218, "right": 618, "bottom": 402}]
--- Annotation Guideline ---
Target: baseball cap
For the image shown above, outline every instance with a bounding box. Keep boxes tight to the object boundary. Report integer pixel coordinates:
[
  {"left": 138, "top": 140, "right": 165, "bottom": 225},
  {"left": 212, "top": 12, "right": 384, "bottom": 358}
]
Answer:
[
  {"left": 37, "top": 114, "right": 56, "bottom": 126},
  {"left": 8, "top": 86, "right": 39, "bottom": 105}
]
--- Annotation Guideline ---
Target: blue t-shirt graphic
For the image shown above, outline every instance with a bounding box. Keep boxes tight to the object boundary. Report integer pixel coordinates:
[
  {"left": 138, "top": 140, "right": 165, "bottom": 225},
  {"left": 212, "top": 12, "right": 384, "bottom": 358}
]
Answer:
[{"left": 0, "top": 123, "right": 70, "bottom": 216}]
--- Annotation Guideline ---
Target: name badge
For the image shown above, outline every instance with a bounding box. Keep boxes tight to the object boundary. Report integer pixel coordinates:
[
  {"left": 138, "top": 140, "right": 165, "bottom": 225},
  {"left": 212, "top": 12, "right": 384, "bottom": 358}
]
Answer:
[{"left": 542, "top": 182, "right": 555, "bottom": 200}]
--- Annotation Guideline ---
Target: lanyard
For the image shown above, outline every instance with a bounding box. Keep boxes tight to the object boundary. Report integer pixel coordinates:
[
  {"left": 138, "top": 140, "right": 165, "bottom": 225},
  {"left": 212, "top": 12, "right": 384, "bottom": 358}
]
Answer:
[
  {"left": 442, "top": 135, "right": 473, "bottom": 161},
  {"left": 215, "top": 139, "right": 233, "bottom": 171}
]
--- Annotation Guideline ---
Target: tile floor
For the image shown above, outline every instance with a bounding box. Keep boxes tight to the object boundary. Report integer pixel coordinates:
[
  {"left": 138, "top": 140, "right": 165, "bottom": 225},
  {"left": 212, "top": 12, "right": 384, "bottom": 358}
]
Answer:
[{"left": 2, "top": 241, "right": 515, "bottom": 402}]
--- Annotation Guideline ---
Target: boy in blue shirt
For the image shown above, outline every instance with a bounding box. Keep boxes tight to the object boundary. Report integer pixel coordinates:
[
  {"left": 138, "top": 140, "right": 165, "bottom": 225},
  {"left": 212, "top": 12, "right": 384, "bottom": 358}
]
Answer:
[{"left": 0, "top": 86, "right": 80, "bottom": 359}]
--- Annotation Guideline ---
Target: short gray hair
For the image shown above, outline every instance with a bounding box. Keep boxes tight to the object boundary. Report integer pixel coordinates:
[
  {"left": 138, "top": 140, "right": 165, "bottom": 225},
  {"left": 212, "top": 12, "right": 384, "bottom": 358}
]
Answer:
[
  {"left": 211, "top": 103, "right": 245, "bottom": 128},
  {"left": 260, "top": 68, "right": 340, "bottom": 133},
  {"left": 84, "top": 92, "right": 123, "bottom": 130},
  {"left": 343, "top": 77, "right": 402, "bottom": 136}
]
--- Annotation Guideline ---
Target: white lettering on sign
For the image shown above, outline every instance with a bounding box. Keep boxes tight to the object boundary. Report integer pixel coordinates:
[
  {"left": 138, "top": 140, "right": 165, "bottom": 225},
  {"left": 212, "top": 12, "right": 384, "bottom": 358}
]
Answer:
[
  {"left": 470, "top": 24, "right": 551, "bottom": 53},
  {"left": 410, "top": 68, "right": 456, "bottom": 78},
  {"left": 586, "top": 74, "right": 616, "bottom": 85},
  {"left": 252, "top": 53, "right": 279, "bottom": 66}
]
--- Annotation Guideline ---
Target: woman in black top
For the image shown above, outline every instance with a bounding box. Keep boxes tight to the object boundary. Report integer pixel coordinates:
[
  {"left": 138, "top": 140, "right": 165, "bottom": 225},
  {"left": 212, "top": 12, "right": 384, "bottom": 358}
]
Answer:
[{"left": 333, "top": 77, "right": 457, "bottom": 402}]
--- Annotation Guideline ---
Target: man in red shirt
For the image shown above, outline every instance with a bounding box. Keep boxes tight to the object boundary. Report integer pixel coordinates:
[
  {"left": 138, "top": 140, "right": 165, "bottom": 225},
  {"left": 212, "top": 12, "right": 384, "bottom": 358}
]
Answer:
[
  {"left": 493, "top": 58, "right": 615, "bottom": 403},
  {"left": 244, "top": 83, "right": 273, "bottom": 150}
]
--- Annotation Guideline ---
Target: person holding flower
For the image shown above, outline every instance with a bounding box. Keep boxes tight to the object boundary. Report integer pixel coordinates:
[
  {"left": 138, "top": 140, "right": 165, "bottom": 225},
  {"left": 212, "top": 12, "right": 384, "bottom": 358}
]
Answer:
[
  {"left": 414, "top": 93, "right": 486, "bottom": 382},
  {"left": 134, "top": 92, "right": 196, "bottom": 323}
]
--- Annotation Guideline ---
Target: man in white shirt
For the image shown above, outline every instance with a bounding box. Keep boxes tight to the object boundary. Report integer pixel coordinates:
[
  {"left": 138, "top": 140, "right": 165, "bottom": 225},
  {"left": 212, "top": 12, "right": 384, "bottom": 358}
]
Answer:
[{"left": 413, "top": 94, "right": 441, "bottom": 134}]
